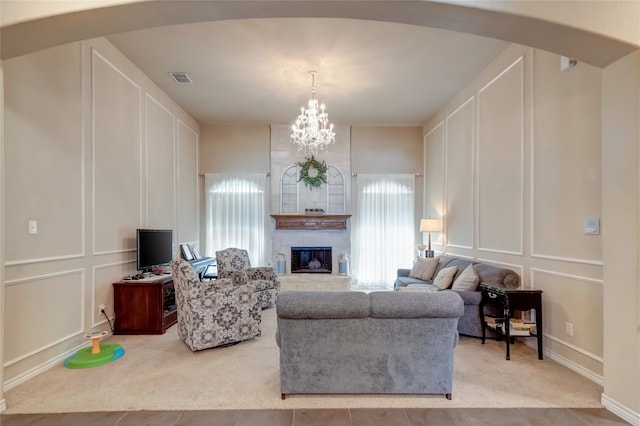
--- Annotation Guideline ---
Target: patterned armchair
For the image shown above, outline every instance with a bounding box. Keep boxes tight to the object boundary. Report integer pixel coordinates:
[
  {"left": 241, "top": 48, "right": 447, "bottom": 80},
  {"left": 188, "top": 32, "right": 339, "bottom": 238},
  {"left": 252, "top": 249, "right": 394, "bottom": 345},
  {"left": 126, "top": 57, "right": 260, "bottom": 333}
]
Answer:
[
  {"left": 169, "top": 259, "right": 261, "bottom": 351},
  {"left": 215, "top": 248, "right": 280, "bottom": 309}
]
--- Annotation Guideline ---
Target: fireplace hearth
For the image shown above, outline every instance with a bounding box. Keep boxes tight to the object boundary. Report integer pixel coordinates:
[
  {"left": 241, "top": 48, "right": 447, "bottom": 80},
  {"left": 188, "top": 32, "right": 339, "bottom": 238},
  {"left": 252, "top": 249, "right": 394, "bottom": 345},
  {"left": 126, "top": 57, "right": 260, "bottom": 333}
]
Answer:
[{"left": 291, "top": 247, "right": 332, "bottom": 273}]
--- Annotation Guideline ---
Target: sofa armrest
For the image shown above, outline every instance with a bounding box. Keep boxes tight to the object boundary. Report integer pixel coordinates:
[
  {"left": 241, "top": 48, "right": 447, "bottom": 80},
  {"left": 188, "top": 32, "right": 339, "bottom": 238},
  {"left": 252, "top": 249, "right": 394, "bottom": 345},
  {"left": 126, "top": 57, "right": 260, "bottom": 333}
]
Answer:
[{"left": 397, "top": 268, "right": 411, "bottom": 278}]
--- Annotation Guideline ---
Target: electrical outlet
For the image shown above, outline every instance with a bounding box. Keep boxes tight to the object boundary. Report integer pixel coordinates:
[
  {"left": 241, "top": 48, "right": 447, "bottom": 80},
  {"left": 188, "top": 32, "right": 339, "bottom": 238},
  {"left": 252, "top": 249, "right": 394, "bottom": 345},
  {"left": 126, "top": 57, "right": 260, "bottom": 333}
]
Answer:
[
  {"left": 98, "top": 304, "right": 106, "bottom": 315},
  {"left": 565, "top": 321, "right": 574, "bottom": 336}
]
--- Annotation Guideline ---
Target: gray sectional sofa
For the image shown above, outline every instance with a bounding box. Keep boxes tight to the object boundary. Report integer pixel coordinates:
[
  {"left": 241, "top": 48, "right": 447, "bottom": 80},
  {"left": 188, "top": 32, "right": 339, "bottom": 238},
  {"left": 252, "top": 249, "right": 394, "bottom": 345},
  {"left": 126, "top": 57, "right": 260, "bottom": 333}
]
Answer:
[
  {"left": 275, "top": 290, "right": 464, "bottom": 399},
  {"left": 394, "top": 256, "right": 520, "bottom": 337}
]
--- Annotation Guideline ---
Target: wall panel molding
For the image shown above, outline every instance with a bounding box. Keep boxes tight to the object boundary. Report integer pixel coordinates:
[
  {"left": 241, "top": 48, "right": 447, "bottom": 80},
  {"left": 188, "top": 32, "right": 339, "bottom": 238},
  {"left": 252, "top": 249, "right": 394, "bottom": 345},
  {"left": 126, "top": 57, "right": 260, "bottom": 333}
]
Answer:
[
  {"left": 424, "top": 121, "right": 445, "bottom": 247},
  {"left": 93, "top": 260, "right": 135, "bottom": 328},
  {"left": 532, "top": 253, "right": 604, "bottom": 266},
  {"left": 4, "top": 254, "right": 84, "bottom": 267},
  {"left": 530, "top": 267, "right": 604, "bottom": 287},
  {"left": 4, "top": 269, "right": 85, "bottom": 366},
  {"left": 445, "top": 97, "right": 475, "bottom": 249},
  {"left": 145, "top": 93, "right": 176, "bottom": 229},
  {"left": 477, "top": 56, "right": 525, "bottom": 255},
  {"left": 91, "top": 47, "right": 142, "bottom": 256},
  {"left": 177, "top": 120, "right": 199, "bottom": 245}
]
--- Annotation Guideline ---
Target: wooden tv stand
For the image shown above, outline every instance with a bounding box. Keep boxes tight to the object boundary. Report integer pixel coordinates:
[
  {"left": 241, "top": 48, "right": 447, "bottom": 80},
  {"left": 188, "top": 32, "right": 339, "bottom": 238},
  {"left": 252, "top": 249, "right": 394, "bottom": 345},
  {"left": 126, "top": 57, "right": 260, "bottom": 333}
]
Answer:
[{"left": 113, "top": 275, "right": 176, "bottom": 335}]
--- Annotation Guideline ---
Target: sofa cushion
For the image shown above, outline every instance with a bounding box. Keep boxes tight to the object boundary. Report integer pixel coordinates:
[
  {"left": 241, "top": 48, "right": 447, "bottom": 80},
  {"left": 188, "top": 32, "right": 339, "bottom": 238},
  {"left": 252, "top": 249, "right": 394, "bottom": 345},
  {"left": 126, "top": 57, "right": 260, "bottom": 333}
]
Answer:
[
  {"left": 441, "top": 258, "right": 474, "bottom": 281},
  {"left": 452, "top": 264, "right": 480, "bottom": 291},
  {"left": 408, "top": 257, "right": 439, "bottom": 281},
  {"left": 277, "top": 291, "right": 370, "bottom": 319},
  {"left": 394, "top": 276, "right": 433, "bottom": 288},
  {"left": 453, "top": 289, "right": 482, "bottom": 305},
  {"left": 433, "top": 266, "right": 457, "bottom": 289},
  {"left": 397, "top": 284, "right": 438, "bottom": 292}
]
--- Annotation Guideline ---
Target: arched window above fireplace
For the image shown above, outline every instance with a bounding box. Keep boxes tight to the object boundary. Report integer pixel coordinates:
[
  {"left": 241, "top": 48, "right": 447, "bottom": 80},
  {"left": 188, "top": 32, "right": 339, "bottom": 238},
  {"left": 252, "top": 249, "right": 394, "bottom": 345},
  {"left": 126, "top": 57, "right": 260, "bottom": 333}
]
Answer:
[{"left": 279, "top": 164, "right": 345, "bottom": 214}]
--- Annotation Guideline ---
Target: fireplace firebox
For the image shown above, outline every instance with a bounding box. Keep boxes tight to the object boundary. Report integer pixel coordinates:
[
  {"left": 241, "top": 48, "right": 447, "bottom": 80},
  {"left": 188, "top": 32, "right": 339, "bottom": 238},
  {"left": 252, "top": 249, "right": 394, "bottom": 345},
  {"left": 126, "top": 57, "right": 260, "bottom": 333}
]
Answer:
[{"left": 291, "top": 247, "right": 332, "bottom": 273}]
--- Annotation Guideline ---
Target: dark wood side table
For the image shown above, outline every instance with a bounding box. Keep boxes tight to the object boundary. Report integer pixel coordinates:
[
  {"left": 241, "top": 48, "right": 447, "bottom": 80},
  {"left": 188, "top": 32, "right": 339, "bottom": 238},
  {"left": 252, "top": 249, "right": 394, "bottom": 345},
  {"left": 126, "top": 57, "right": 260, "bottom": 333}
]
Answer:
[
  {"left": 113, "top": 275, "right": 176, "bottom": 334},
  {"left": 479, "top": 284, "right": 544, "bottom": 360}
]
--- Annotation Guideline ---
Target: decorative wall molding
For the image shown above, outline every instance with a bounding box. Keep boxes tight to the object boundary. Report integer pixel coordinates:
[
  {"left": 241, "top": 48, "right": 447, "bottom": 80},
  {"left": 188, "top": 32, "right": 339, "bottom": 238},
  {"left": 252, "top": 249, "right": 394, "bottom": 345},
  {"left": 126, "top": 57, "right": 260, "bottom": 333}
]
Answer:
[
  {"left": 445, "top": 96, "right": 475, "bottom": 249},
  {"left": 177, "top": 119, "right": 200, "bottom": 244},
  {"left": 542, "top": 333, "right": 604, "bottom": 364},
  {"left": 144, "top": 92, "right": 176, "bottom": 228},
  {"left": 92, "top": 260, "right": 135, "bottom": 328},
  {"left": 446, "top": 244, "right": 474, "bottom": 250},
  {"left": 3, "top": 268, "right": 85, "bottom": 287},
  {"left": 477, "top": 247, "right": 523, "bottom": 256},
  {"left": 91, "top": 47, "right": 142, "bottom": 256},
  {"left": 530, "top": 267, "right": 604, "bottom": 287},
  {"left": 476, "top": 56, "right": 525, "bottom": 256},
  {"left": 4, "top": 269, "right": 85, "bottom": 367},
  {"left": 4, "top": 253, "right": 84, "bottom": 267},
  {"left": 531, "top": 252, "right": 604, "bottom": 267}
]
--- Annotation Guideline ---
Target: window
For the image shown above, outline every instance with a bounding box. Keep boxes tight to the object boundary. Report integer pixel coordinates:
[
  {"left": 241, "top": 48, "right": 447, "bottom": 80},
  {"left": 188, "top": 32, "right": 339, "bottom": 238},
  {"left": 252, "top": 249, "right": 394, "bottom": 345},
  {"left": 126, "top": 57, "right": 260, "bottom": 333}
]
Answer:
[
  {"left": 279, "top": 164, "right": 345, "bottom": 214},
  {"left": 354, "top": 174, "right": 415, "bottom": 289},
  {"left": 204, "top": 173, "right": 266, "bottom": 265}
]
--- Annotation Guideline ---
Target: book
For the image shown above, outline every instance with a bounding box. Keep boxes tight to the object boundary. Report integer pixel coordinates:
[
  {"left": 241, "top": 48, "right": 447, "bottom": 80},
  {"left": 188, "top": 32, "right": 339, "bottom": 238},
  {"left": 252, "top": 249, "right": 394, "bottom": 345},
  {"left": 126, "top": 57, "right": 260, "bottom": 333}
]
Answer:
[{"left": 489, "top": 319, "right": 535, "bottom": 336}]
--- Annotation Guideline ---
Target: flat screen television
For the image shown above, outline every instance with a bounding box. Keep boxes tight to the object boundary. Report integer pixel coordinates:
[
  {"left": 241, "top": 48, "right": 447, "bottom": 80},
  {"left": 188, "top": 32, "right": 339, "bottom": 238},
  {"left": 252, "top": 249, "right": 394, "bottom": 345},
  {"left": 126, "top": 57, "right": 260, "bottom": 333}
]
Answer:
[{"left": 136, "top": 229, "right": 173, "bottom": 273}]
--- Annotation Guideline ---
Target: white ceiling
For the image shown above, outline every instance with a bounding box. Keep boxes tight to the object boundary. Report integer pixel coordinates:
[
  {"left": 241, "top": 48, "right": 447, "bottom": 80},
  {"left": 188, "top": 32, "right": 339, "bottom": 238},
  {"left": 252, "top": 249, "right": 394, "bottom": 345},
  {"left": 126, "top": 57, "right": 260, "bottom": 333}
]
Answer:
[{"left": 107, "top": 18, "right": 509, "bottom": 126}]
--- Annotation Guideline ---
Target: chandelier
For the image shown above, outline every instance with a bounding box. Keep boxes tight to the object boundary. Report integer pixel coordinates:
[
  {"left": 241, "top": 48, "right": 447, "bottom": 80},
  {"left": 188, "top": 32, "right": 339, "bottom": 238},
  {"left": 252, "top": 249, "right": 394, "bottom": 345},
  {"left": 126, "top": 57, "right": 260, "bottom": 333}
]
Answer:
[{"left": 290, "top": 71, "right": 335, "bottom": 156}]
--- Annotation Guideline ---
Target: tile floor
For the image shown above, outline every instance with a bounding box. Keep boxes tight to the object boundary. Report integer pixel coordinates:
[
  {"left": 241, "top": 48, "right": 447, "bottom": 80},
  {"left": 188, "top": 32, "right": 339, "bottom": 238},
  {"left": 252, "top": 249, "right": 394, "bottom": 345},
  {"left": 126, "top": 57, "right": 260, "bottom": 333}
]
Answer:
[{"left": 0, "top": 407, "right": 631, "bottom": 425}]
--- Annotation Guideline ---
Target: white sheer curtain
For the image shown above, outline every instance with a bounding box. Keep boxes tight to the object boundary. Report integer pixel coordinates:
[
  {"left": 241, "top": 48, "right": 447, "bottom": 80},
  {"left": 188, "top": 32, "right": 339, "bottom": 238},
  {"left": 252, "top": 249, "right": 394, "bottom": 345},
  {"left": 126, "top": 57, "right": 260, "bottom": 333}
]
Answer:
[
  {"left": 354, "top": 174, "right": 415, "bottom": 289},
  {"left": 204, "top": 173, "right": 266, "bottom": 265}
]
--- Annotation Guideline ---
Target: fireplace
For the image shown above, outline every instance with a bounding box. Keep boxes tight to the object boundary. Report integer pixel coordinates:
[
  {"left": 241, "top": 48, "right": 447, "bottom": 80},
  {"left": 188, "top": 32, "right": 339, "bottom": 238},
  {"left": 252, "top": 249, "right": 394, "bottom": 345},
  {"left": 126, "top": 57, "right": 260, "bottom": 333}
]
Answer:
[{"left": 291, "top": 247, "right": 332, "bottom": 273}]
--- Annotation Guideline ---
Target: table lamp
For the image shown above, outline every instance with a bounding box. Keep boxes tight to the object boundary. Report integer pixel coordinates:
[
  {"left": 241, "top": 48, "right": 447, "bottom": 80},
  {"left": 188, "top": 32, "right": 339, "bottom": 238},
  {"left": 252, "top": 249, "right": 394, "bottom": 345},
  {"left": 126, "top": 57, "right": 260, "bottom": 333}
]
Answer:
[{"left": 420, "top": 217, "right": 441, "bottom": 258}]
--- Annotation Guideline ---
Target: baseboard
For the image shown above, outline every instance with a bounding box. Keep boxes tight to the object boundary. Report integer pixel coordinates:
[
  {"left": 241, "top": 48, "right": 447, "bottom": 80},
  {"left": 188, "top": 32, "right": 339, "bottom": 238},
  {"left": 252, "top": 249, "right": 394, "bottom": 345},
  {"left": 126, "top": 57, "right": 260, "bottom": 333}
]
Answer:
[
  {"left": 524, "top": 340, "right": 603, "bottom": 386},
  {"left": 524, "top": 340, "right": 640, "bottom": 425},
  {"left": 601, "top": 393, "right": 640, "bottom": 426},
  {"left": 2, "top": 344, "right": 83, "bottom": 392}
]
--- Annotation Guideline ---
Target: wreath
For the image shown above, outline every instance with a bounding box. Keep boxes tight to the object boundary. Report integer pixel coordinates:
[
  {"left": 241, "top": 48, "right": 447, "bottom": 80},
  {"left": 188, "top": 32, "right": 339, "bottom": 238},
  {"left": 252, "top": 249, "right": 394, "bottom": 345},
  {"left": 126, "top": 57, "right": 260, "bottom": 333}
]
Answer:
[{"left": 296, "top": 155, "right": 328, "bottom": 190}]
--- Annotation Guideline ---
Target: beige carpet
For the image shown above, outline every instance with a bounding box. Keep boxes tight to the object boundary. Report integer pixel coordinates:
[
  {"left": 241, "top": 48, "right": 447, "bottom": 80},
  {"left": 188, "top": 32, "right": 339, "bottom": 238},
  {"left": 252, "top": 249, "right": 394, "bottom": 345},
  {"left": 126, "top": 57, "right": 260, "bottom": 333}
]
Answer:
[{"left": 3, "top": 275, "right": 603, "bottom": 414}]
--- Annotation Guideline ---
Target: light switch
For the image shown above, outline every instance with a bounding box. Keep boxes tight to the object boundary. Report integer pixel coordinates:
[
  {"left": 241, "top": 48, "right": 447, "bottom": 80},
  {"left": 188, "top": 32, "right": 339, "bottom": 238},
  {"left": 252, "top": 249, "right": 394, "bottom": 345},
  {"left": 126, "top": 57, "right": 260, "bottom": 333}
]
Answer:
[
  {"left": 583, "top": 218, "right": 600, "bottom": 235},
  {"left": 28, "top": 220, "right": 37, "bottom": 235}
]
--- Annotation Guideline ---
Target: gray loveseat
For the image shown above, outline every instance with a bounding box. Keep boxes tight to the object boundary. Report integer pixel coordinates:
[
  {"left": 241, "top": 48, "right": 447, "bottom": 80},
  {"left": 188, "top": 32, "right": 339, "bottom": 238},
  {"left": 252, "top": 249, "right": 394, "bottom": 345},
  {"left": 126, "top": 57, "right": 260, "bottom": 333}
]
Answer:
[
  {"left": 275, "top": 290, "right": 464, "bottom": 399},
  {"left": 394, "top": 256, "right": 520, "bottom": 337}
]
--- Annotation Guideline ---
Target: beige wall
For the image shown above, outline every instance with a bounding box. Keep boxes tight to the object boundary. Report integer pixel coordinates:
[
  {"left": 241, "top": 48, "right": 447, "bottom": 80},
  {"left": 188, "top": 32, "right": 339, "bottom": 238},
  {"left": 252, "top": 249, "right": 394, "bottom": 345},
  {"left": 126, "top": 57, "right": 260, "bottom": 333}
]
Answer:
[
  {"left": 197, "top": 125, "right": 423, "bottom": 255},
  {"left": 200, "top": 125, "right": 271, "bottom": 174},
  {"left": 602, "top": 50, "right": 640, "bottom": 417},
  {"left": 2, "top": 37, "right": 200, "bottom": 388},
  {"left": 0, "top": 60, "right": 5, "bottom": 412},
  {"left": 350, "top": 126, "right": 424, "bottom": 243},
  {"left": 2, "top": 2, "right": 640, "bottom": 422},
  {"left": 424, "top": 44, "right": 606, "bottom": 381}
]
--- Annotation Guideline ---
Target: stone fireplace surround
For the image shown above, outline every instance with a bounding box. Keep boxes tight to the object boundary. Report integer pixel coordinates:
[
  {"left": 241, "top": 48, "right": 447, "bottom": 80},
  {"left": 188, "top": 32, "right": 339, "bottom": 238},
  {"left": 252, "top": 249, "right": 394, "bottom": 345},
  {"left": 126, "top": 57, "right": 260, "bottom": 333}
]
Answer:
[{"left": 269, "top": 125, "right": 352, "bottom": 275}]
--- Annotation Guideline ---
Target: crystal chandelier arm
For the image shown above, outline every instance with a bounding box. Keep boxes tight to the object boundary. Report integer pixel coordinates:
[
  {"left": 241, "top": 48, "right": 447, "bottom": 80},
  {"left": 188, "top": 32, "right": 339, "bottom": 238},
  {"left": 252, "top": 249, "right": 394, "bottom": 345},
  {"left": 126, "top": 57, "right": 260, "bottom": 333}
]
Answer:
[{"left": 290, "top": 71, "right": 335, "bottom": 156}]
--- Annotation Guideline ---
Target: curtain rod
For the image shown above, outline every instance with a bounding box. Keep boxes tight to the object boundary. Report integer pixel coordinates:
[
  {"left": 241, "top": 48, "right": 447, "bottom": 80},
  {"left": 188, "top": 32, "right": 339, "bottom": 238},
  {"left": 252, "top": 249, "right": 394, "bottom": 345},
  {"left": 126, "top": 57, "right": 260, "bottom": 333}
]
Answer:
[
  {"left": 351, "top": 173, "right": 423, "bottom": 177},
  {"left": 199, "top": 172, "right": 270, "bottom": 177}
]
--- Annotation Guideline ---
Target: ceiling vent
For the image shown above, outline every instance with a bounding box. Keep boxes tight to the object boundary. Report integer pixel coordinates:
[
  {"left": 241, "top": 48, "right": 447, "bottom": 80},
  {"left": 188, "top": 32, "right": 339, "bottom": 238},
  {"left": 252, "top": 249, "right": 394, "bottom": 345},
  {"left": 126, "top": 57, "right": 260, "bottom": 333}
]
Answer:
[{"left": 169, "top": 72, "right": 192, "bottom": 83}]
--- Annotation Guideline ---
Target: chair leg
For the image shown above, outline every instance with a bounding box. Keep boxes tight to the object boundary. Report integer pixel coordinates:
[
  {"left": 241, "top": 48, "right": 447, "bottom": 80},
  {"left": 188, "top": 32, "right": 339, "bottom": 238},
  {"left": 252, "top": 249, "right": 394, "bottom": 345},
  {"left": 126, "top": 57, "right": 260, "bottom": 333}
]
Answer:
[
  {"left": 281, "top": 394, "right": 286, "bottom": 400},
  {"left": 445, "top": 393, "right": 452, "bottom": 400}
]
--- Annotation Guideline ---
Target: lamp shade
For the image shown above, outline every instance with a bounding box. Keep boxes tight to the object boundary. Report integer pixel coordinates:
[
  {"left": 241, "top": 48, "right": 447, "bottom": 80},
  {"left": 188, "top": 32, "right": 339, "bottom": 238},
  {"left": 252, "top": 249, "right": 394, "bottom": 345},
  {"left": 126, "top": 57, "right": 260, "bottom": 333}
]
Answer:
[{"left": 420, "top": 217, "right": 441, "bottom": 233}]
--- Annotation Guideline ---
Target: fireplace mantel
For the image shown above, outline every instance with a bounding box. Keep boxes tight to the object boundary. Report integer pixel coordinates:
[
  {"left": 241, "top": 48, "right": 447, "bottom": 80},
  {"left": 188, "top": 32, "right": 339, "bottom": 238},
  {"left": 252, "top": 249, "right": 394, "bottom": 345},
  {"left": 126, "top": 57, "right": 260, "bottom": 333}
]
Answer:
[{"left": 271, "top": 214, "right": 351, "bottom": 231}]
